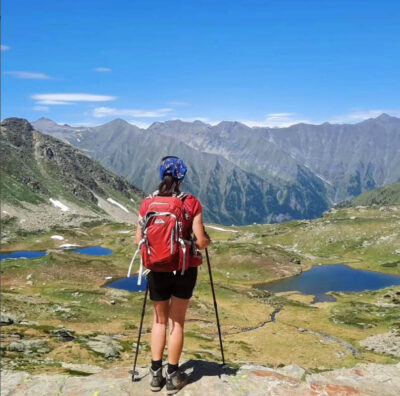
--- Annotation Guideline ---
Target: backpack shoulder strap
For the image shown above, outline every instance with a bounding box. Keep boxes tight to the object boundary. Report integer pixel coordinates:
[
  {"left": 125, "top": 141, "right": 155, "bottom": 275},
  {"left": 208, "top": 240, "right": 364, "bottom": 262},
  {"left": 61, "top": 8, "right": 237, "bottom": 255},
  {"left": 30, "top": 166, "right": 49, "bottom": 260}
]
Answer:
[
  {"left": 177, "top": 192, "right": 188, "bottom": 201},
  {"left": 146, "top": 190, "right": 159, "bottom": 199}
]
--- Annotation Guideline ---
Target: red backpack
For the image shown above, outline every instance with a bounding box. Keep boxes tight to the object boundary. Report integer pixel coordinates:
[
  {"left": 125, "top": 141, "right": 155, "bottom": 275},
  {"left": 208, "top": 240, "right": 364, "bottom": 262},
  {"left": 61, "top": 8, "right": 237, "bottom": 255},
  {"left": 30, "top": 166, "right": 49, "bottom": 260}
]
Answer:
[{"left": 127, "top": 192, "right": 193, "bottom": 285}]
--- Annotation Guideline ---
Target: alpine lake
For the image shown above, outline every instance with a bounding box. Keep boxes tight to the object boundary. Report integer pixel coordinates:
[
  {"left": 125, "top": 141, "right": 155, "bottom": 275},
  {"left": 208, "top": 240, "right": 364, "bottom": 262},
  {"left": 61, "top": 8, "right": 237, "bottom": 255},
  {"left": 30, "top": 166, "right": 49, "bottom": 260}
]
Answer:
[{"left": 1, "top": 205, "right": 400, "bottom": 375}]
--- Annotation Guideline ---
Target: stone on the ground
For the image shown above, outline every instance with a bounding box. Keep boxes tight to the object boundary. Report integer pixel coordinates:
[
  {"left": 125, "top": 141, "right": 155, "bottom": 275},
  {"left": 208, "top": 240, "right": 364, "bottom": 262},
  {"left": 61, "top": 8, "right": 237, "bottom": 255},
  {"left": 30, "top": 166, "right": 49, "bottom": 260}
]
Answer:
[
  {"left": 7, "top": 339, "right": 49, "bottom": 355},
  {"left": 61, "top": 362, "right": 103, "bottom": 374},
  {"left": 51, "top": 329, "right": 75, "bottom": 342},
  {"left": 277, "top": 364, "right": 306, "bottom": 380},
  {"left": 1, "top": 313, "right": 17, "bottom": 326},
  {"left": 359, "top": 330, "right": 400, "bottom": 357},
  {"left": 86, "top": 335, "right": 123, "bottom": 358}
]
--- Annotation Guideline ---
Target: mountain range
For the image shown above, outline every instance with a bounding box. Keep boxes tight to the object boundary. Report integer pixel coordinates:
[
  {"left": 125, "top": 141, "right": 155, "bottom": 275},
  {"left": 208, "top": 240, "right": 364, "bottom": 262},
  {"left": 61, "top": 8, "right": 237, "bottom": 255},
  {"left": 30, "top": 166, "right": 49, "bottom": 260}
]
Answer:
[
  {"left": 1, "top": 118, "right": 142, "bottom": 238},
  {"left": 32, "top": 114, "right": 400, "bottom": 225}
]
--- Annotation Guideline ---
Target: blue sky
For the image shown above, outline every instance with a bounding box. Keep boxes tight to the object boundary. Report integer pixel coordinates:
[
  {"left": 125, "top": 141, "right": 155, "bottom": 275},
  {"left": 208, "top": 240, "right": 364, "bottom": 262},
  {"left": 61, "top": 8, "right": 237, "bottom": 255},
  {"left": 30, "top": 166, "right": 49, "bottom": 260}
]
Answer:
[{"left": 2, "top": 0, "right": 400, "bottom": 127}]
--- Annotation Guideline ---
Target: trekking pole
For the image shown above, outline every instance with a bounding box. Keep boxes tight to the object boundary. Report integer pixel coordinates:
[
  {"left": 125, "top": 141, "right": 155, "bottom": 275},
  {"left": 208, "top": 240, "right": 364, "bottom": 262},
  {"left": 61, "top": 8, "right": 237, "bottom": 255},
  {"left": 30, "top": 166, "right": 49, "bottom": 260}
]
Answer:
[
  {"left": 131, "top": 282, "right": 149, "bottom": 382},
  {"left": 205, "top": 248, "right": 226, "bottom": 365}
]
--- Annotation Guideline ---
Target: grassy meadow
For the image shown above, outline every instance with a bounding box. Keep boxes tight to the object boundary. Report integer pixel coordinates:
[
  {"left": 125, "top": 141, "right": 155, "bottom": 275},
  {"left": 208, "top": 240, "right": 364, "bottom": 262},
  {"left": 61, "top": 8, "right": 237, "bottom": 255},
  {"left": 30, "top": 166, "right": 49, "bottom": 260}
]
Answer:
[{"left": 1, "top": 205, "right": 400, "bottom": 374}]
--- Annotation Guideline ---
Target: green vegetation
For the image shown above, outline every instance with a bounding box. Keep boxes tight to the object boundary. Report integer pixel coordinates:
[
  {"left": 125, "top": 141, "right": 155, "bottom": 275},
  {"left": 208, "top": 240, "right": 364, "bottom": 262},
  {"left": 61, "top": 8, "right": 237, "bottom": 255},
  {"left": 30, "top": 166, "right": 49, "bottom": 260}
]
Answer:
[
  {"left": 1, "top": 205, "right": 400, "bottom": 374},
  {"left": 337, "top": 181, "right": 400, "bottom": 207}
]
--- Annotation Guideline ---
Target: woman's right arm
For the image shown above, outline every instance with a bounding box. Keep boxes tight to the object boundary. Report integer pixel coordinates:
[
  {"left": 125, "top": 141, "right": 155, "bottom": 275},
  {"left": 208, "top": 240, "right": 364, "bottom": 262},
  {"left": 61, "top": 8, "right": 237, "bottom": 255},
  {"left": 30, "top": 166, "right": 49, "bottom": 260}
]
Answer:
[
  {"left": 135, "top": 215, "right": 142, "bottom": 244},
  {"left": 192, "top": 212, "right": 210, "bottom": 249}
]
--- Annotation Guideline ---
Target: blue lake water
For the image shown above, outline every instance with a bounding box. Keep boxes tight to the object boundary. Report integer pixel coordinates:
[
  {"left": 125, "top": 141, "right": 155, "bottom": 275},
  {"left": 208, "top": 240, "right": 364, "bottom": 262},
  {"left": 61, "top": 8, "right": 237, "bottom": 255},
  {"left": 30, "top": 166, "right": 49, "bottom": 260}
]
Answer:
[
  {"left": 259, "top": 264, "right": 400, "bottom": 303},
  {"left": 71, "top": 245, "right": 113, "bottom": 256},
  {"left": 0, "top": 250, "right": 47, "bottom": 261},
  {"left": 1, "top": 245, "right": 113, "bottom": 261},
  {"left": 105, "top": 275, "right": 147, "bottom": 292}
]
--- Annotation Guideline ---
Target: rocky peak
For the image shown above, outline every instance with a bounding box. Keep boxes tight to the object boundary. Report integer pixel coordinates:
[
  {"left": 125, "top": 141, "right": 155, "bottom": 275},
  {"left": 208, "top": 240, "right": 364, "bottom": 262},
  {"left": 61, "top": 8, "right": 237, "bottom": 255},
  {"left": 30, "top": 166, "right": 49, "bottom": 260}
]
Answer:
[
  {"left": 103, "top": 118, "right": 132, "bottom": 128},
  {"left": 1, "top": 118, "right": 34, "bottom": 149},
  {"left": 376, "top": 113, "right": 394, "bottom": 122}
]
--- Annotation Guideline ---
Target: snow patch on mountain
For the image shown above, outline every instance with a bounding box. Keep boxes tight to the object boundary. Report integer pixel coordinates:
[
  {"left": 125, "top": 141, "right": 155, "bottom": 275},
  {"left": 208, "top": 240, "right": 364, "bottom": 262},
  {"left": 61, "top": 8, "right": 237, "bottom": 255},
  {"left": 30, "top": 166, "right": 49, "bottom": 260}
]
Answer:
[
  {"left": 49, "top": 198, "right": 70, "bottom": 212},
  {"left": 106, "top": 198, "right": 129, "bottom": 213}
]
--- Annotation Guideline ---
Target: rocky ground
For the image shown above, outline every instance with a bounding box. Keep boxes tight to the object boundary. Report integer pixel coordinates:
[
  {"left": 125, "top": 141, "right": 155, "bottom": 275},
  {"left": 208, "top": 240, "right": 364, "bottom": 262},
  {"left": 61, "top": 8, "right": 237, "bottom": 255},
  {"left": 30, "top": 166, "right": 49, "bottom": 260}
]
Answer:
[{"left": 2, "top": 360, "right": 400, "bottom": 396}]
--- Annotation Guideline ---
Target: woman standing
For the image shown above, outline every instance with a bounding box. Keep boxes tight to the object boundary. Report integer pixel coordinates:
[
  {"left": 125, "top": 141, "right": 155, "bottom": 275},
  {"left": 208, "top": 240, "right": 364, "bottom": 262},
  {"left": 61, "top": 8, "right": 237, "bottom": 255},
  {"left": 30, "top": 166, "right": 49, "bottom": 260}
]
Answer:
[{"left": 136, "top": 156, "right": 210, "bottom": 394}]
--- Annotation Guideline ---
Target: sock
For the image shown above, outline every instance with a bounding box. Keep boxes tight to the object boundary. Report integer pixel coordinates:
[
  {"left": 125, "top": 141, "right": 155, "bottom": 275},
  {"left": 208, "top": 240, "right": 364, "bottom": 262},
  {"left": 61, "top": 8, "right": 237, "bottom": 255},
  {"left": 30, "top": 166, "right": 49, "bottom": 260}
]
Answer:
[
  {"left": 167, "top": 363, "right": 179, "bottom": 374},
  {"left": 151, "top": 359, "right": 162, "bottom": 371}
]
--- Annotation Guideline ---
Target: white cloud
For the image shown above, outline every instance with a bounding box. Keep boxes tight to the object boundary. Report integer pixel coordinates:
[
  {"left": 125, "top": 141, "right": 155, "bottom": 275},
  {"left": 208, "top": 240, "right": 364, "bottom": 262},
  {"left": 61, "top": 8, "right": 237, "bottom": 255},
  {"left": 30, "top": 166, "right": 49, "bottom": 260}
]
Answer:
[
  {"left": 33, "top": 105, "right": 49, "bottom": 112},
  {"left": 32, "top": 93, "right": 117, "bottom": 106},
  {"left": 168, "top": 101, "right": 189, "bottom": 106},
  {"left": 5, "top": 71, "right": 53, "bottom": 79},
  {"left": 241, "top": 113, "right": 310, "bottom": 128},
  {"left": 92, "top": 106, "right": 173, "bottom": 118},
  {"left": 1, "top": 45, "right": 10, "bottom": 51},
  {"left": 93, "top": 67, "right": 112, "bottom": 72},
  {"left": 35, "top": 100, "right": 71, "bottom": 105},
  {"left": 330, "top": 109, "right": 400, "bottom": 123}
]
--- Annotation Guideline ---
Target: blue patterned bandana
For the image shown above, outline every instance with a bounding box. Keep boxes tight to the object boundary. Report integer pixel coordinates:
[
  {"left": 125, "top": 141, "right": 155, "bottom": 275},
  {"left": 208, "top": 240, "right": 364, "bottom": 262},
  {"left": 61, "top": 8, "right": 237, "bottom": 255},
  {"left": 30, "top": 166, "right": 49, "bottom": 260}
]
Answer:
[{"left": 159, "top": 156, "right": 187, "bottom": 180}]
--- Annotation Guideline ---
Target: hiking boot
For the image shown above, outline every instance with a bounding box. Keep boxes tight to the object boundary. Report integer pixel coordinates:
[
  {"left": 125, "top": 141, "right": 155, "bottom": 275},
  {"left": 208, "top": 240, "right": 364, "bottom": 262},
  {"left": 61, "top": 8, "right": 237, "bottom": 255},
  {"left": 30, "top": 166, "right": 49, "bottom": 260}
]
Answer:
[
  {"left": 149, "top": 367, "right": 164, "bottom": 392},
  {"left": 165, "top": 368, "right": 189, "bottom": 394}
]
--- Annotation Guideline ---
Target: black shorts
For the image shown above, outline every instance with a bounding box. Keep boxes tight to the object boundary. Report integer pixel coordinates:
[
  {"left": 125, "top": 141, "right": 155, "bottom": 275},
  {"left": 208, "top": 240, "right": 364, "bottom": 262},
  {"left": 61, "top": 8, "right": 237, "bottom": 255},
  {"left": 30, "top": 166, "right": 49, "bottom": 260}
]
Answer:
[{"left": 147, "top": 267, "right": 198, "bottom": 301}]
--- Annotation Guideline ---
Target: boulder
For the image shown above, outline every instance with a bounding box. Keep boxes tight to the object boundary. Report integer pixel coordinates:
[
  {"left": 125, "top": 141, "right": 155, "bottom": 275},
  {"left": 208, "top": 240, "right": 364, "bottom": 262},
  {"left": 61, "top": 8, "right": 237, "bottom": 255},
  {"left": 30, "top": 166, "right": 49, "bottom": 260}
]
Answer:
[{"left": 86, "top": 335, "right": 123, "bottom": 358}]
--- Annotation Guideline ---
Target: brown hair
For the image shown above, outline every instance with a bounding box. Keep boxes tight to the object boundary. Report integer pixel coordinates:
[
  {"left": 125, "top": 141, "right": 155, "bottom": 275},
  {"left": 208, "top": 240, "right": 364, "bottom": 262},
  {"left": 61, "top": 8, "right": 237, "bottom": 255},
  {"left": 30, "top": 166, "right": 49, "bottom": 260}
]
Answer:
[{"left": 158, "top": 175, "right": 181, "bottom": 196}]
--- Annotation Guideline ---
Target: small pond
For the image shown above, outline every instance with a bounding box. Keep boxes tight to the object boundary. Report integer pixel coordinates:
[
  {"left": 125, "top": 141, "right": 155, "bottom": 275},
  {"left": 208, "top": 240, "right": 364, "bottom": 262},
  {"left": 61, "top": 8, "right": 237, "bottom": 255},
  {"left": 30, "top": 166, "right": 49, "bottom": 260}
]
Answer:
[
  {"left": 105, "top": 275, "right": 147, "bottom": 292},
  {"left": 0, "top": 245, "right": 113, "bottom": 261},
  {"left": 258, "top": 264, "right": 400, "bottom": 303},
  {"left": 70, "top": 245, "right": 113, "bottom": 256},
  {"left": 0, "top": 250, "right": 47, "bottom": 261}
]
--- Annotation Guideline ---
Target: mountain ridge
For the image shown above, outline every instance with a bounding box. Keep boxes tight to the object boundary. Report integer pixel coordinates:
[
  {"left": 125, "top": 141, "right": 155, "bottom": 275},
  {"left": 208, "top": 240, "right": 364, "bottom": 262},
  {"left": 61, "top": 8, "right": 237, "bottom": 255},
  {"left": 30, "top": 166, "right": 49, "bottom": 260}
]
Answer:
[{"left": 31, "top": 114, "right": 400, "bottom": 225}]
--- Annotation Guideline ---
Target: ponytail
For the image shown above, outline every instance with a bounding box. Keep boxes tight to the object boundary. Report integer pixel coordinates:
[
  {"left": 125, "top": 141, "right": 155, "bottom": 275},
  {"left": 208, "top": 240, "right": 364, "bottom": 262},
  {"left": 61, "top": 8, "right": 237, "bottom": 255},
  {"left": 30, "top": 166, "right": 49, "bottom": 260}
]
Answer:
[{"left": 158, "top": 175, "right": 181, "bottom": 196}]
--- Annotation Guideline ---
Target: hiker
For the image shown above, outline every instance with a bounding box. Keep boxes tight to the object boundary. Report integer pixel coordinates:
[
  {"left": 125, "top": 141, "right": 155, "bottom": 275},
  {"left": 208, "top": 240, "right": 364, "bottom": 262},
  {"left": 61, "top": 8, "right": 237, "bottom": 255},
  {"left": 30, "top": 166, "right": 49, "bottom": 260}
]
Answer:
[{"left": 135, "top": 156, "right": 210, "bottom": 393}]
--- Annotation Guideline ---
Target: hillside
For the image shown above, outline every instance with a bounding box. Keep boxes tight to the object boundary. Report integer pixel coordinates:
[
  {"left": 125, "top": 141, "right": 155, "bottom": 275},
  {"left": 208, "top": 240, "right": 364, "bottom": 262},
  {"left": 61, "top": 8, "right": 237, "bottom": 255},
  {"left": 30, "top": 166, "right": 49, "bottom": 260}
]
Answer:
[
  {"left": 0, "top": 118, "right": 143, "bottom": 239},
  {"left": 336, "top": 181, "right": 400, "bottom": 208},
  {"left": 32, "top": 114, "right": 400, "bottom": 225}
]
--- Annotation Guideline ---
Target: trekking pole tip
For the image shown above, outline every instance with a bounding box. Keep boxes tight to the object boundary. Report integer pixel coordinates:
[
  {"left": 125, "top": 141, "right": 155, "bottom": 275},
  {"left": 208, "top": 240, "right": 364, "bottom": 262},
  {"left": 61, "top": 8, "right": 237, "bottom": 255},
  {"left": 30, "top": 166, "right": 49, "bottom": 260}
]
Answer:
[{"left": 129, "top": 369, "right": 140, "bottom": 382}]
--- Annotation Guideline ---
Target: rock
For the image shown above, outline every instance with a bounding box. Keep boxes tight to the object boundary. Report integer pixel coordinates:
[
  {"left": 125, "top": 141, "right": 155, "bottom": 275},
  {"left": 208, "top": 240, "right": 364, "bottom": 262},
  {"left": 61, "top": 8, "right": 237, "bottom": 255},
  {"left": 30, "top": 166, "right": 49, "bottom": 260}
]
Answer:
[
  {"left": 53, "top": 305, "right": 71, "bottom": 313},
  {"left": 2, "top": 361, "right": 400, "bottom": 395},
  {"left": 51, "top": 329, "right": 75, "bottom": 342},
  {"left": 86, "top": 335, "right": 123, "bottom": 358},
  {"left": 7, "top": 339, "right": 49, "bottom": 355},
  {"left": 277, "top": 364, "right": 306, "bottom": 380},
  {"left": 26, "top": 274, "right": 32, "bottom": 280},
  {"left": 359, "top": 330, "right": 400, "bottom": 357},
  {"left": 1, "top": 313, "right": 15, "bottom": 326},
  {"left": 7, "top": 342, "right": 26, "bottom": 352},
  {"left": 61, "top": 362, "right": 102, "bottom": 374}
]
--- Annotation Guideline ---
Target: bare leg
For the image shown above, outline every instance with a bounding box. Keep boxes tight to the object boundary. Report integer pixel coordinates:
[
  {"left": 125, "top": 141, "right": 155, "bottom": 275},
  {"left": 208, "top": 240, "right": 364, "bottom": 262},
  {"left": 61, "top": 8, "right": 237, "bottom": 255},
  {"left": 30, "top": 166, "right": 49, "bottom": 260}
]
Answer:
[
  {"left": 167, "top": 296, "right": 190, "bottom": 365},
  {"left": 151, "top": 300, "right": 170, "bottom": 360}
]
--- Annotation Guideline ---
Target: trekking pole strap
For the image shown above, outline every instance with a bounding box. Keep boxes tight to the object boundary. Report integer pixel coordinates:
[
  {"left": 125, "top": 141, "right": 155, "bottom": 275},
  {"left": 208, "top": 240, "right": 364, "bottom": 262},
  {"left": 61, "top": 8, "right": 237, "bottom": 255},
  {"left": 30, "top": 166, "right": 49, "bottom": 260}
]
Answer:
[{"left": 127, "top": 240, "right": 144, "bottom": 278}]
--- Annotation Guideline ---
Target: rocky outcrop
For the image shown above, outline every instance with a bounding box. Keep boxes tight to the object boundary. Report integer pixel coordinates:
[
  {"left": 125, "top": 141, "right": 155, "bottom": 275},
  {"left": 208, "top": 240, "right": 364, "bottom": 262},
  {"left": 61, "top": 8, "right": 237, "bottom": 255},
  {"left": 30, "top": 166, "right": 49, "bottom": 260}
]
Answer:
[
  {"left": 86, "top": 335, "right": 123, "bottom": 358},
  {"left": 2, "top": 361, "right": 400, "bottom": 396},
  {"left": 359, "top": 330, "right": 400, "bottom": 357}
]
